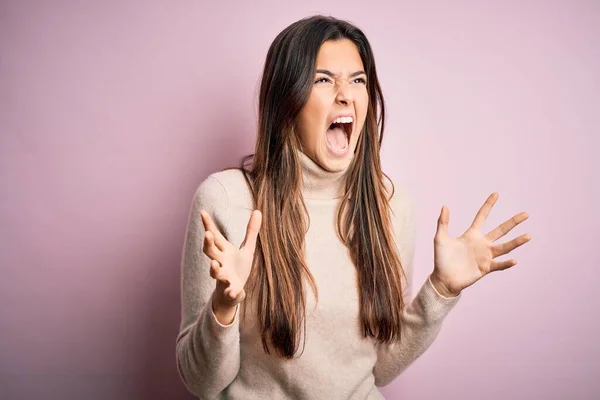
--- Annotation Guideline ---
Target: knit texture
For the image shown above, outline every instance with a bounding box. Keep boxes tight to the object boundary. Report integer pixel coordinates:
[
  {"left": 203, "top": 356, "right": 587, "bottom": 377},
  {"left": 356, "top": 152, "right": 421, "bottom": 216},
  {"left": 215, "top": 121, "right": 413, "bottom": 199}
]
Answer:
[{"left": 176, "top": 150, "right": 461, "bottom": 399}]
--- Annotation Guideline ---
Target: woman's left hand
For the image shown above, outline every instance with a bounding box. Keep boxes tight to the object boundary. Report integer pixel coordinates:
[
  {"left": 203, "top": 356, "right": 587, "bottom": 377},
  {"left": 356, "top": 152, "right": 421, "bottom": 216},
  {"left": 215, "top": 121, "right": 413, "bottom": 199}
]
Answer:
[{"left": 430, "top": 192, "right": 531, "bottom": 297}]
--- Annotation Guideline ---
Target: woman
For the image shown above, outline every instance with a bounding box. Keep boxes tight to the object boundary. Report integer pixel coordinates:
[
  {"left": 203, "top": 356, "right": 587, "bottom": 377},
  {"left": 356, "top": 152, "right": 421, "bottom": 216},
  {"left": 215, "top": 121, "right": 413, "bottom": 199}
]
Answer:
[{"left": 176, "top": 15, "right": 531, "bottom": 399}]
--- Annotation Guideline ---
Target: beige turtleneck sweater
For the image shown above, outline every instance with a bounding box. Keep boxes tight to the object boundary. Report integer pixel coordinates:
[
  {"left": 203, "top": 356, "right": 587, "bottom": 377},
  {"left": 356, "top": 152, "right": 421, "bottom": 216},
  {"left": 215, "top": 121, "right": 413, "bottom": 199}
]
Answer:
[{"left": 176, "top": 150, "right": 461, "bottom": 399}]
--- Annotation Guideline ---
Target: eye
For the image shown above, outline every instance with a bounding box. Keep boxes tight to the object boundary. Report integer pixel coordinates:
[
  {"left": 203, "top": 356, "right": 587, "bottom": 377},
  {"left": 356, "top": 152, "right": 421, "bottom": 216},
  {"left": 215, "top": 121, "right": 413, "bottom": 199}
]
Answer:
[
  {"left": 314, "top": 77, "right": 331, "bottom": 84},
  {"left": 353, "top": 77, "right": 367, "bottom": 84}
]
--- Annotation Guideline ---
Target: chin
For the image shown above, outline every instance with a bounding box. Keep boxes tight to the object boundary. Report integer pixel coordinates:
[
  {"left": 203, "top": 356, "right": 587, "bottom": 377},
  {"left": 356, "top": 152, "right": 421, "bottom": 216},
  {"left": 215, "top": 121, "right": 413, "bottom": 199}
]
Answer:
[{"left": 318, "top": 147, "right": 355, "bottom": 172}]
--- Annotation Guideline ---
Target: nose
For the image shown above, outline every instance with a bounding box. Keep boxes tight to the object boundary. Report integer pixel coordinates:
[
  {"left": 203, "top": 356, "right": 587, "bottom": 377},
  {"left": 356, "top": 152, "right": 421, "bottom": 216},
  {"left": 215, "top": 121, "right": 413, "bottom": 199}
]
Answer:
[{"left": 335, "top": 82, "right": 353, "bottom": 106}]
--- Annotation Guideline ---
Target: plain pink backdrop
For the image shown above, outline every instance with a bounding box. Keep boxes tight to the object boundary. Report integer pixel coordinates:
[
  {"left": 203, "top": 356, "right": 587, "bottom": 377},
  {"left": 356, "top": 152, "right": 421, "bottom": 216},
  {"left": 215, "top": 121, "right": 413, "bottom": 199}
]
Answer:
[{"left": 1, "top": 1, "right": 598, "bottom": 399}]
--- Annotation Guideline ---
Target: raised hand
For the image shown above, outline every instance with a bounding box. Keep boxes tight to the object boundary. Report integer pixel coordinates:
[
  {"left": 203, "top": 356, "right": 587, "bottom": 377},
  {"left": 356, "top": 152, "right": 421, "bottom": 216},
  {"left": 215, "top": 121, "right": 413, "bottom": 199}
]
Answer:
[
  {"left": 430, "top": 192, "right": 531, "bottom": 297},
  {"left": 200, "top": 209, "right": 262, "bottom": 308}
]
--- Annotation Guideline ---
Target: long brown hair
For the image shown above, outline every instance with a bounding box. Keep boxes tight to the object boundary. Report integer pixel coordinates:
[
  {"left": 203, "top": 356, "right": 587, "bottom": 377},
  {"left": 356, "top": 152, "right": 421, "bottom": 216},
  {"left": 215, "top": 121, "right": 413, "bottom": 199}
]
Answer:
[{"left": 238, "top": 15, "right": 406, "bottom": 358}]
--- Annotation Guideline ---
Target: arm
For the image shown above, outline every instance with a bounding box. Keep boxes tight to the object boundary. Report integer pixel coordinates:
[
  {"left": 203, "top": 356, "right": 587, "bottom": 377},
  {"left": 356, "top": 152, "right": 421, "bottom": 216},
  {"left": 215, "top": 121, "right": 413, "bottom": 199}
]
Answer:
[
  {"left": 175, "top": 176, "right": 241, "bottom": 398},
  {"left": 373, "top": 187, "right": 461, "bottom": 387}
]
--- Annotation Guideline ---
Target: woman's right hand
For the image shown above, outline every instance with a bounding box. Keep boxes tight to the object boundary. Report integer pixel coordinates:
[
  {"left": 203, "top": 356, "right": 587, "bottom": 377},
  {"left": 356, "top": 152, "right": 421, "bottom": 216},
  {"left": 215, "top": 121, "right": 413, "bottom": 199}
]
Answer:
[{"left": 200, "top": 209, "right": 262, "bottom": 310}]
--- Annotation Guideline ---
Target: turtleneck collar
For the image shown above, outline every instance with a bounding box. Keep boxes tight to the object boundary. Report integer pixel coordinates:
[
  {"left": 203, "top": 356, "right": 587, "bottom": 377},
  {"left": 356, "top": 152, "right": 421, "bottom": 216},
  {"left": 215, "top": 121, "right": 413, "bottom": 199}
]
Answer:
[{"left": 297, "top": 150, "right": 350, "bottom": 200}]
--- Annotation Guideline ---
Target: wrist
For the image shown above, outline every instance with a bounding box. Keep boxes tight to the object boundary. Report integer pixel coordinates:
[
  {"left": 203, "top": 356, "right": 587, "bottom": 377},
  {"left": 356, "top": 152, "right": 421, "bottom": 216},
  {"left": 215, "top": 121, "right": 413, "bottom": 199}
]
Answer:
[
  {"left": 212, "top": 291, "right": 238, "bottom": 325},
  {"left": 429, "top": 273, "right": 460, "bottom": 298}
]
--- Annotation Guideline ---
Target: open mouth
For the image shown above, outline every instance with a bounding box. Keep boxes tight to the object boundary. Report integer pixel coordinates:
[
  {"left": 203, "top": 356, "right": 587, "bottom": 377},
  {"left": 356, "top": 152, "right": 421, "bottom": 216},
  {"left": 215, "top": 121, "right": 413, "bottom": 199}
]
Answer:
[{"left": 326, "top": 116, "right": 353, "bottom": 153}]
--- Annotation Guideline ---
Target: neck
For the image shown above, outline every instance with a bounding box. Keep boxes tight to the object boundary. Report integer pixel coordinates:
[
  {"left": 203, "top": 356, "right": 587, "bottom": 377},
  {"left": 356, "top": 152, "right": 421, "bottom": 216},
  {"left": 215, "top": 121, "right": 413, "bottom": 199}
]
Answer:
[{"left": 297, "top": 150, "right": 350, "bottom": 200}]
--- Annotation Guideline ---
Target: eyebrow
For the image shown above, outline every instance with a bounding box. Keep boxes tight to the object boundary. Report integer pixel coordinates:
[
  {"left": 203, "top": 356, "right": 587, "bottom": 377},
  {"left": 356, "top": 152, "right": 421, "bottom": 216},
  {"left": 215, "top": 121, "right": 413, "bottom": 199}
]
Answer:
[{"left": 315, "top": 69, "right": 366, "bottom": 78}]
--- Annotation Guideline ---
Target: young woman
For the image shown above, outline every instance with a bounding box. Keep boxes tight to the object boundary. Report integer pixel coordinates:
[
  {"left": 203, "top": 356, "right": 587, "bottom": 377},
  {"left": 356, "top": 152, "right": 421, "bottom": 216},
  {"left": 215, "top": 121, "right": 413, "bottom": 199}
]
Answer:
[{"left": 176, "top": 15, "right": 531, "bottom": 399}]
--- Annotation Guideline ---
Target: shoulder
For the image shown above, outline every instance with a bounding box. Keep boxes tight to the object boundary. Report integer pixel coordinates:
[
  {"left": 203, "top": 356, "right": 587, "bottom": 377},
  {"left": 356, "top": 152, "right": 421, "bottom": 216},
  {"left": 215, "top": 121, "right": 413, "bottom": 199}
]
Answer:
[
  {"left": 195, "top": 168, "right": 251, "bottom": 204},
  {"left": 383, "top": 176, "right": 417, "bottom": 289},
  {"left": 383, "top": 175, "right": 415, "bottom": 226},
  {"left": 191, "top": 168, "right": 253, "bottom": 229},
  {"left": 382, "top": 175, "right": 417, "bottom": 257},
  {"left": 208, "top": 168, "right": 249, "bottom": 192}
]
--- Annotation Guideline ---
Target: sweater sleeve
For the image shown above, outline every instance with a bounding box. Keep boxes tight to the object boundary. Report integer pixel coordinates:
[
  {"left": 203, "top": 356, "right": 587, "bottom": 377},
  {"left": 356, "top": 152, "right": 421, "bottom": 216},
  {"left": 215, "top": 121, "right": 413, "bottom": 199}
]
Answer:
[
  {"left": 373, "top": 186, "right": 461, "bottom": 387},
  {"left": 176, "top": 175, "right": 241, "bottom": 399}
]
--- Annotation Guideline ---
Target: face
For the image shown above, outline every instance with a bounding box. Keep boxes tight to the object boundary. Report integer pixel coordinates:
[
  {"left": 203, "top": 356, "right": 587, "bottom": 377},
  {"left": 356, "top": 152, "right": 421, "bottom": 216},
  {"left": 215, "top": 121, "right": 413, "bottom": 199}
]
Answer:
[{"left": 295, "top": 39, "right": 369, "bottom": 172}]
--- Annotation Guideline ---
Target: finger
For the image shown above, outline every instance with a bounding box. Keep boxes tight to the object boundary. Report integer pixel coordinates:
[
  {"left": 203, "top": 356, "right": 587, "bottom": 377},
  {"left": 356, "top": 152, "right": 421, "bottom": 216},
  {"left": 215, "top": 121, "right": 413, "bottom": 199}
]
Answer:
[
  {"left": 490, "top": 258, "right": 517, "bottom": 272},
  {"left": 434, "top": 206, "right": 449, "bottom": 240},
  {"left": 240, "top": 210, "right": 262, "bottom": 250},
  {"left": 209, "top": 260, "right": 219, "bottom": 279},
  {"left": 486, "top": 212, "right": 529, "bottom": 242},
  {"left": 200, "top": 210, "right": 227, "bottom": 250},
  {"left": 224, "top": 286, "right": 238, "bottom": 300},
  {"left": 203, "top": 231, "right": 224, "bottom": 263},
  {"left": 225, "top": 286, "right": 245, "bottom": 301},
  {"left": 209, "top": 260, "right": 226, "bottom": 280},
  {"left": 491, "top": 234, "right": 531, "bottom": 258},
  {"left": 470, "top": 192, "right": 499, "bottom": 230}
]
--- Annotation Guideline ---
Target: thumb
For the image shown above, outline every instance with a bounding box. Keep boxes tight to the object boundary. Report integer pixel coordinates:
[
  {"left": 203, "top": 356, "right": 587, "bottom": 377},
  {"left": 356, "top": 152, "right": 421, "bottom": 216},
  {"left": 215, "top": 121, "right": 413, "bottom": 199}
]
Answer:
[
  {"left": 435, "top": 205, "right": 449, "bottom": 240},
  {"left": 240, "top": 209, "right": 262, "bottom": 250}
]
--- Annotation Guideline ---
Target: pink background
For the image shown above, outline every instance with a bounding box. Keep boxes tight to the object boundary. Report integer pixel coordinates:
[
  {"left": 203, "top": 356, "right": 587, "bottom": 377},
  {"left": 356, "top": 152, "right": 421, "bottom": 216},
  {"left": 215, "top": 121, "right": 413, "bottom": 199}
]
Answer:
[{"left": 1, "top": 1, "right": 598, "bottom": 399}]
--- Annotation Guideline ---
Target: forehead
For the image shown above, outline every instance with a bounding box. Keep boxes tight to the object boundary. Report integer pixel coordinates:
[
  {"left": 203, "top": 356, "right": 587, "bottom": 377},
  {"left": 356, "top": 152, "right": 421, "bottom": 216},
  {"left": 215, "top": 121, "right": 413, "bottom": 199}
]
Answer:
[{"left": 315, "top": 39, "right": 364, "bottom": 72}]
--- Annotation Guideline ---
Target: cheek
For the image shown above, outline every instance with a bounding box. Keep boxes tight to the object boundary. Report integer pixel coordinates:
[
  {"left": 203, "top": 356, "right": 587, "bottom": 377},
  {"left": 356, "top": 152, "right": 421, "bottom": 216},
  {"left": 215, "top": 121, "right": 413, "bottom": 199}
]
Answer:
[
  {"left": 358, "top": 91, "right": 369, "bottom": 113},
  {"left": 304, "top": 96, "right": 329, "bottom": 132},
  {"left": 356, "top": 93, "right": 369, "bottom": 133},
  {"left": 297, "top": 98, "right": 326, "bottom": 144}
]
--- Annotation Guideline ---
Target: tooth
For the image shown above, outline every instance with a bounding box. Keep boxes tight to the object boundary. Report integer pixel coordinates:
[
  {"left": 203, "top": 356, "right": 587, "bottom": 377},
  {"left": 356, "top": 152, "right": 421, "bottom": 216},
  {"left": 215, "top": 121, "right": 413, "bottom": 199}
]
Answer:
[{"left": 332, "top": 116, "right": 354, "bottom": 124}]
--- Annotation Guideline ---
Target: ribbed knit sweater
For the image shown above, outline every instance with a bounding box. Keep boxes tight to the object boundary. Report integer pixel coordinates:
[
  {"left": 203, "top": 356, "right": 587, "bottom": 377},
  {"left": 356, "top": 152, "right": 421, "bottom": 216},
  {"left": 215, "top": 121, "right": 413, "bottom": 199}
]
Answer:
[{"left": 176, "top": 150, "right": 461, "bottom": 399}]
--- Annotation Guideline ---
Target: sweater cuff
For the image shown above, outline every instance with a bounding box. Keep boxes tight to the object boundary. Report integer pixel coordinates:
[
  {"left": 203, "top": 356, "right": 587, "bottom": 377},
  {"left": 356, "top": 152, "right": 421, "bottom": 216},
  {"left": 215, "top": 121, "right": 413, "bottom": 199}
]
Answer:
[
  {"left": 206, "top": 295, "right": 240, "bottom": 338},
  {"left": 415, "top": 276, "right": 461, "bottom": 322},
  {"left": 427, "top": 275, "right": 462, "bottom": 300}
]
